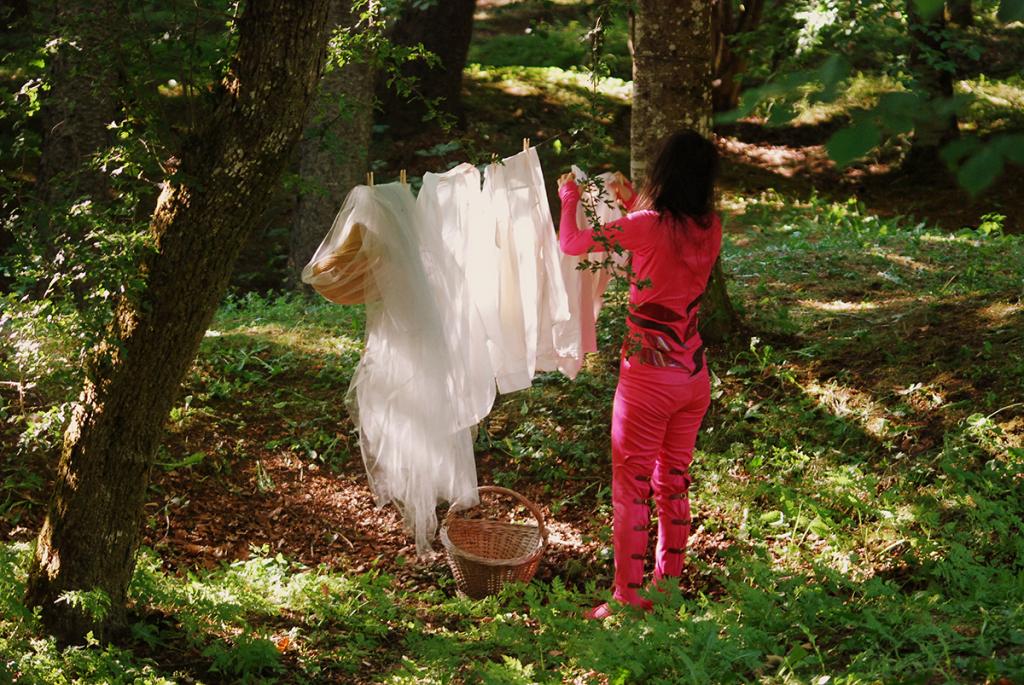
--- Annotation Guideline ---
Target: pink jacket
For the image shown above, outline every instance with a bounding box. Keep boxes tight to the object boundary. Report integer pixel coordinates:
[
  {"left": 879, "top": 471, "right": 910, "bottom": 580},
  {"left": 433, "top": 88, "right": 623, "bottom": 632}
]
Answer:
[{"left": 558, "top": 179, "right": 722, "bottom": 372}]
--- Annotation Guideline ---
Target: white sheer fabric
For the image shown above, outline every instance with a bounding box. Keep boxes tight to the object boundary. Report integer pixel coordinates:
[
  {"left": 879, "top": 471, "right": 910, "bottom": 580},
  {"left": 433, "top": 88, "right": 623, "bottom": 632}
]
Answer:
[
  {"left": 485, "top": 148, "right": 578, "bottom": 391},
  {"left": 302, "top": 183, "right": 478, "bottom": 555},
  {"left": 418, "top": 163, "right": 498, "bottom": 426},
  {"left": 300, "top": 187, "right": 382, "bottom": 305}
]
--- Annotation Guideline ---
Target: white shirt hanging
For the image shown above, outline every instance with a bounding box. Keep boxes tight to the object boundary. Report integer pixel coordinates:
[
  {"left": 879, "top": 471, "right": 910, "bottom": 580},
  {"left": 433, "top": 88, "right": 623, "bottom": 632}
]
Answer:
[
  {"left": 418, "top": 163, "right": 498, "bottom": 427},
  {"left": 484, "top": 148, "right": 578, "bottom": 391}
]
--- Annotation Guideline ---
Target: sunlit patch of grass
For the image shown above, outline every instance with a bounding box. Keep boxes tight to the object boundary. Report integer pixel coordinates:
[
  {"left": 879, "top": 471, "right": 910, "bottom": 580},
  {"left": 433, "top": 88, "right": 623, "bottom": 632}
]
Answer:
[
  {"left": 157, "top": 293, "right": 369, "bottom": 474},
  {"left": 977, "top": 300, "right": 1023, "bottom": 322},
  {"left": 960, "top": 74, "right": 1024, "bottom": 132},
  {"left": 797, "top": 298, "right": 880, "bottom": 312},
  {"left": 801, "top": 379, "right": 897, "bottom": 439},
  {"left": 788, "top": 72, "right": 1024, "bottom": 134},
  {"left": 469, "top": 13, "right": 632, "bottom": 81},
  {"left": 869, "top": 247, "right": 939, "bottom": 272},
  {"left": 792, "top": 73, "right": 905, "bottom": 126},
  {"left": 465, "top": 64, "right": 632, "bottom": 107}
]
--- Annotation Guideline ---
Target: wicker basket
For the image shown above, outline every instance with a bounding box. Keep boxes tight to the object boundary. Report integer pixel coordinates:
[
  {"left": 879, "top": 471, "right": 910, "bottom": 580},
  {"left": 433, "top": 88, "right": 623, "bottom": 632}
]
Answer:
[{"left": 440, "top": 486, "right": 548, "bottom": 599}]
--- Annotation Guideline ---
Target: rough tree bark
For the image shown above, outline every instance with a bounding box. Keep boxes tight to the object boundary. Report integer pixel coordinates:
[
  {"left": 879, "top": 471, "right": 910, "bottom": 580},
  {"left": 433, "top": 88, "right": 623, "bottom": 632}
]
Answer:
[
  {"left": 25, "top": 0, "right": 333, "bottom": 645},
  {"left": 35, "top": 0, "right": 123, "bottom": 208},
  {"left": 378, "top": 0, "right": 477, "bottom": 133},
  {"left": 631, "top": 0, "right": 740, "bottom": 343},
  {"left": 289, "top": 0, "right": 375, "bottom": 279},
  {"left": 711, "top": 0, "right": 765, "bottom": 113},
  {"left": 905, "top": 0, "right": 959, "bottom": 171}
]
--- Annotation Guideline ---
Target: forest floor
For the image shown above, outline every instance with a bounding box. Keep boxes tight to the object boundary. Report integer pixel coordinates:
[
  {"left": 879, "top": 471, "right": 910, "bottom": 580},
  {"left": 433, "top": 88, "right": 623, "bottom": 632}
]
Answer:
[
  {"left": 3, "top": 1, "right": 1024, "bottom": 683},
  {"left": 4, "top": 186, "right": 1023, "bottom": 683}
]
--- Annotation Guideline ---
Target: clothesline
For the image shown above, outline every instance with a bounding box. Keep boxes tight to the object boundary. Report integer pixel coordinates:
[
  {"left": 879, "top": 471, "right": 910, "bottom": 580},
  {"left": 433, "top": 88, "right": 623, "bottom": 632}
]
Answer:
[{"left": 363, "top": 132, "right": 573, "bottom": 188}]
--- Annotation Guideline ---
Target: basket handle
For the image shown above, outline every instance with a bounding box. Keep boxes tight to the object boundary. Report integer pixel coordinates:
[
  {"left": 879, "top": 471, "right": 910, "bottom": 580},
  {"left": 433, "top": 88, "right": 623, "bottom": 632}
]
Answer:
[{"left": 447, "top": 485, "right": 549, "bottom": 545}]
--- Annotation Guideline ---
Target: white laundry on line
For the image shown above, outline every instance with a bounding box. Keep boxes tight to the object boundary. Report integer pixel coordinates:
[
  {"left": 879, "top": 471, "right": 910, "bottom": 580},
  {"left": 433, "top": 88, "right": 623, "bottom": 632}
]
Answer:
[
  {"left": 484, "top": 147, "right": 581, "bottom": 391},
  {"left": 418, "top": 163, "right": 498, "bottom": 428},
  {"left": 302, "top": 151, "right": 625, "bottom": 555},
  {"left": 303, "top": 182, "right": 478, "bottom": 556}
]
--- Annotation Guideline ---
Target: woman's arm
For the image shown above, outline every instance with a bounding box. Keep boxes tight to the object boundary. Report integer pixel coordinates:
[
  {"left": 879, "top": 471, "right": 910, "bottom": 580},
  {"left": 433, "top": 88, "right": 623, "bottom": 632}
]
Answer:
[
  {"left": 558, "top": 177, "right": 604, "bottom": 256},
  {"left": 558, "top": 176, "right": 649, "bottom": 256}
]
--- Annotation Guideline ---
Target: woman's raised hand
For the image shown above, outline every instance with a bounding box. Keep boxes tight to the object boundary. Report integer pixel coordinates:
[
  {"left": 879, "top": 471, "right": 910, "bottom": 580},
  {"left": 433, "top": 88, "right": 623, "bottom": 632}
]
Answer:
[
  {"left": 609, "top": 171, "right": 634, "bottom": 206},
  {"left": 557, "top": 172, "right": 576, "bottom": 189}
]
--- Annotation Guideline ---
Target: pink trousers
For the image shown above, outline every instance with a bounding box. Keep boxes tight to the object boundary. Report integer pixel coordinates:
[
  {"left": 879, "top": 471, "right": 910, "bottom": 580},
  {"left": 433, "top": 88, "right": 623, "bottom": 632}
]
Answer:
[{"left": 609, "top": 357, "right": 711, "bottom": 606}]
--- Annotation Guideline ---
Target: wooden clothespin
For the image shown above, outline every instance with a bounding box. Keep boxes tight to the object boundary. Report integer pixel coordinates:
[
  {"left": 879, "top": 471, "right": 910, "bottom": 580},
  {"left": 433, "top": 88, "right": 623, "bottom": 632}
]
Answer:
[
  {"left": 366, "top": 171, "right": 375, "bottom": 187},
  {"left": 522, "top": 137, "right": 531, "bottom": 152},
  {"left": 399, "top": 169, "right": 407, "bottom": 186}
]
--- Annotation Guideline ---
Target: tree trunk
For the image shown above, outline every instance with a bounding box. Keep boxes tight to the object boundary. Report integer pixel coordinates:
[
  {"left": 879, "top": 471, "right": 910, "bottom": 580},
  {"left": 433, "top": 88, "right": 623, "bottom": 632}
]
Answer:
[
  {"left": 25, "top": 0, "right": 333, "bottom": 645},
  {"left": 378, "top": 0, "right": 477, "bottom": 133},
  {"left": 289, "top": 0, "right": 375, "bottom": 279},
  {"left": 632, "top": 0, "right": 740, "bottom": 343},
  {"left": 0, "top": 0, "right": 30, "bottom": 31},
  {"left": 946, "top": 0, "right": 972, "bottom": 26},
  {"left": 699, "top": 258, "right": 740, "bottom": 343},
  {"left": 35, "top": 0, "right": 123, "bottom": 208},
  {"left": 711, "top": 0, "right": 765, "bottom": 113},
  {"left": 905, "top": 0, "right": 959, "bottom": 171}
]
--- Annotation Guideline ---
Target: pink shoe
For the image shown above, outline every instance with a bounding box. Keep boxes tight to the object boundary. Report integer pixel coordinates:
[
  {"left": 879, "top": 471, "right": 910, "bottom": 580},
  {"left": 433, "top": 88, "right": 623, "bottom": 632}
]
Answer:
[
  {"left": 584, "top": 596, "right": 654, "bottom": 620},
  {"left": 584, "top": 602, "right": 613, "bottom": 620}
]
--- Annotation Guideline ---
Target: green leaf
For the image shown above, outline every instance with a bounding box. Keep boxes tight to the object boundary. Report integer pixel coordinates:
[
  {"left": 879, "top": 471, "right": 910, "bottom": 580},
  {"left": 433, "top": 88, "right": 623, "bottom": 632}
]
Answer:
[
  {"left": 940, "top": 136, "right": 982, "bottom": 167},
  {"left": 957, "top": 147, "right": 1004, "bottom": 196},
  {"left": 877, "top": 91, "right": 923, "bottom": 118},
  {"left": 998, "top": 0, "right": 1024, "bottom": 22},
  {"left": 999, "top": 133, "right": 1024, "bottom": 165},
  {"left": 914, "top": 0, "right": 945, "bottom": 18},
  {"left": 817, "top": 55, "right": 851, "bottom": 101},
  {"left": 767, "top": 102, "right": 796, "bottom": 126},
  {"left": 808, "top": 515, "right": 831, "bottom": 537},
  {"left": 826, "top": 119, "right": 881, "bottom": 167},
  {"left": 886, "top": 117, "right": 915, "bottom": 135},
  {"left": 715, "top": 90, "right": 760, "bottom": 124},
  {"left": 160, "top": 451, "right": 206, "bottom": 471},
  {"left": 873, "top": 94, "right": 918, "bottom": 136},
  {"left": 761, "top": 510, "right": 785, "bottom": 526}
]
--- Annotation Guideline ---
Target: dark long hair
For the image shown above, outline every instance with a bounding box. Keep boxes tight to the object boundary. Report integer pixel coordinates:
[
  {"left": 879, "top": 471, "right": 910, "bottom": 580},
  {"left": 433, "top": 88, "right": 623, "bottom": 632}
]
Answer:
[{"left": 638, "top": 129, "right": 718, "bottom": 229}]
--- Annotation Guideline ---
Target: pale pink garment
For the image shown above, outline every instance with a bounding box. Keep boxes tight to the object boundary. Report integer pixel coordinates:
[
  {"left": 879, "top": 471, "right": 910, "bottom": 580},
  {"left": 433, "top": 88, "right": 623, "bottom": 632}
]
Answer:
[{"left": 566, "top": 166, "right": 629, "bottom": 355}]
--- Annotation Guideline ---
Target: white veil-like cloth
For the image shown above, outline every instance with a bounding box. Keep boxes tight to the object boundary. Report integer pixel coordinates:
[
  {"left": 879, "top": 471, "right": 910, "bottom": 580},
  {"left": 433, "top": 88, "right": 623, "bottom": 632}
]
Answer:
[{"left": 302, "top": 183, "right": 478, "bottom": 555}]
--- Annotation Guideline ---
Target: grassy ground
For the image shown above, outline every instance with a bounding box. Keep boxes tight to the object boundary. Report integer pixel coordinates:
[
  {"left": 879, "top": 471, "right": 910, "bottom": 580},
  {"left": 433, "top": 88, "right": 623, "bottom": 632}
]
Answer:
[
  {"left": 3, "top": 1, "right": 1024, "bottom": 683},
  {"left": 3, "top": 191, "right": 1023, "bottom": 683}
]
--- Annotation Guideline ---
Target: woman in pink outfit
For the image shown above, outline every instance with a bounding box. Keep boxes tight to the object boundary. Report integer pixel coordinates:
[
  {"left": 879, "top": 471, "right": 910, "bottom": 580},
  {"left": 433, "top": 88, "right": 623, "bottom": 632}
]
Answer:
[{"left": 556, "top": 129, "right": 722, "bottom": 619}]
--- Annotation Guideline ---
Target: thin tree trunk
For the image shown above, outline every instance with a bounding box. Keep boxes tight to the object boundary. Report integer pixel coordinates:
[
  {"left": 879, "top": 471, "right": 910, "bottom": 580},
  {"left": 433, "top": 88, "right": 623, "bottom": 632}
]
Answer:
[
  {"left": 946, "top": 0, "right": 972, "bottom": 26},
  {"left": 905, "top": 1, "right": 959, "bottom": 171},
  {"left": 25, "top": 0, "right": 333, "bottom": 645},
  {"left": 0, "top": 0, "right": 30, "bottom": 31},
  {"left": 35, "top": 0, "right": 122, "bottom": 208},
  {"left": 632, "top": 0, "right": 740, "bottom": 343},
  {"left": 289, "top": 0, "right": 375, "bottom": 279},
  {"left": 378, "top": 0, "right": 477, "bottom": 133},
  {"left": 712, "top": 0, "right": 765, "bottom": 113}
]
